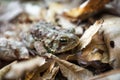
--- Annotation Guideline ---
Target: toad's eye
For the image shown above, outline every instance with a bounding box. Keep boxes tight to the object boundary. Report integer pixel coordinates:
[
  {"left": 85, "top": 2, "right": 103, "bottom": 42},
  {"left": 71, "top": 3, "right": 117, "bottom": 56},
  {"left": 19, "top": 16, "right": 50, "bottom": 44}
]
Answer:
[{"left": 60, "top": 37, "right": 69, "bottom": 44}]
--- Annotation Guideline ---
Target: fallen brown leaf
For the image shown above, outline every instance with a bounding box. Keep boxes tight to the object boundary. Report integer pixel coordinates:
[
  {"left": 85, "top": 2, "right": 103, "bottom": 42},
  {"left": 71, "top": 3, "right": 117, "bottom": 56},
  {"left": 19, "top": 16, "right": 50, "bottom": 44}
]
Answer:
[
  {"left": 90, "top": 69, "right": 120, "bottom": 80},
  {"left": 0, "top": 61, "right": 16, "bottom": 80},
  {"left": 52, "top": 55, "right": 93, "bottom": 80},
  {"left": 99, "top": 15, "right": 120, "bottom": 69},
  {"left": 109, "top": 0, "right": 120, "bottom": 16},
  {"left": 42, "top": 61, "right": 59, "bottom": 80},
  {"left": 24, "top": 59, "right": 58, "bottom": 80},
  {"left": 0, "top": 1, "right": 23, "bottom": 22},
  {"left": 63, "top": 0, "right": 110, "bottom": 21},
  {"left": 78, "top": 33, "right": 109, "bottom": 63},
  {"left": 79, "top": 20, "right": 103, "bottom": 49},
  {"left": 4, "top": 56, "right": 45, "bottom": 79}
]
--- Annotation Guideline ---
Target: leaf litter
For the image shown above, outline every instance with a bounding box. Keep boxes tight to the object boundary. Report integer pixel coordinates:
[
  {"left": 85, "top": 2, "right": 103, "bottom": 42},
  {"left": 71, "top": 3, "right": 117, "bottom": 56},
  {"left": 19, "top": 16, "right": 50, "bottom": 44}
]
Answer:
[{"left": 0, "top": 0, "right": 120, "bottom": 80}]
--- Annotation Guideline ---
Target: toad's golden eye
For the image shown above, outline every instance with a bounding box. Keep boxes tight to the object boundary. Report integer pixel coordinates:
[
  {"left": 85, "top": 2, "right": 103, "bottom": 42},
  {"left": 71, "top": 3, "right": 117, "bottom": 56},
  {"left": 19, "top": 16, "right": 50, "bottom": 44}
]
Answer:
[{"left": 60, "top": 37, "right": 69, "bottom": 45}]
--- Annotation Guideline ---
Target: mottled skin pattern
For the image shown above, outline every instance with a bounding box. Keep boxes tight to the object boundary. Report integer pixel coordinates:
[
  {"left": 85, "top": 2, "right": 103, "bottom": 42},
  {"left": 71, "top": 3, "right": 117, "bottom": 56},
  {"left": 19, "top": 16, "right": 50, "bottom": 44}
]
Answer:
[{"left": 31, "top": 21, "right": 79, "bottom": 53}]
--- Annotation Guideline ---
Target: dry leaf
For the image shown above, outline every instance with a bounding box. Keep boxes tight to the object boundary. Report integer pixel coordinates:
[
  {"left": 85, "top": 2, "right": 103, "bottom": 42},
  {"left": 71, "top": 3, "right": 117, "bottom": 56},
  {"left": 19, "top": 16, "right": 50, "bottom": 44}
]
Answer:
[
  {"left": 77, "top": 59, "right": 112, "bottom": 74},
  {"left": 45, "top": 3, "right": 65, "bottom": 23},
  {"left": 42, "top": 61, "right": 59, "bottom": 80},
  {"left": 109, "top": 0, "right": 120, "bottom": 16},
  {"left": 25, "top": 71, "right": 36, "bottom": 80},
  {"left": 24, "top": 58, "right": 58, "bottom": 80},
  {"left": 77, "top": 33, "right": 111, "bottom": 74},
  {"left": 57, "top": 16, "right": 76, "bottom": 31},
  {"left": 52, "top": 55, "right": 93, "bottom": 80},
  {"left": 0, "top": 1, "right": 23, "bottom": 22},
  {"left": 0, "top": 23, "right": 18, "bottom": 38},
  {"left": 90, "top": 69, "right": 120, "bottom": 80},
  {"left": 79, "top": 20, "right": 103, "bottom": 49},
  {"left": 0, "top": 61, "right": 16, "bottom": 80},
  {"left": 44, "top": 1, "right": 83, "bottom": 23},
  {"left": 63, "top": 0, "right": 110, "bottom": 21},
  {"left": 78, "top": 33, "right": 109, "bottom": 63},
  {"left": 24, "top": 3, "right": 42, "bottom": 20},
  {"left": 0, "top": 37, "right": 29, "bottom": 61},
  {"left": 57, "top": 16, "right": 83, "bottom": 36},
  {"left": 45, "top": 0, "right": 84, "bottom": 8},
  {"left": 1, "top": 1, "right": 120, "bottom": 80},
  {"left": 4, "top": 56, "right": 45, "bottom": 79},
  {"left": 99, "top": 15, "right": 120, "bottom": 69},
  {"left": 11, "top": 12, "right": 32, "bottom": 23}
]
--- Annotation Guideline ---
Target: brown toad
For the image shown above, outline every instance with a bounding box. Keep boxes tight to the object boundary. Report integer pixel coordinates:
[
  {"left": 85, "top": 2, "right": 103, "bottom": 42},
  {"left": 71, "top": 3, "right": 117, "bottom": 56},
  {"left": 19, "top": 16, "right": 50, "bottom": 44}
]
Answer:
[{"left": 21, "top": 21, "right": 79, "bottom": 54}]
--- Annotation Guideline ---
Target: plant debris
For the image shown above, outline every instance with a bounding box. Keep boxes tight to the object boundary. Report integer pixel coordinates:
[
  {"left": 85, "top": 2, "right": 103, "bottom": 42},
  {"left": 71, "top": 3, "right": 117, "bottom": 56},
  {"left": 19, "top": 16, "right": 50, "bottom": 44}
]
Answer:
[{"left": 0, "top": 0, "right": 120, "bottom": 80}]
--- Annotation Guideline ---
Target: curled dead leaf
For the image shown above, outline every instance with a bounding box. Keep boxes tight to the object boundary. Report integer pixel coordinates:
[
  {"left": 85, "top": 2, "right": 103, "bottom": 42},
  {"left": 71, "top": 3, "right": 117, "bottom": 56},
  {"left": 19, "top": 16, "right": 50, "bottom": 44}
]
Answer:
[
  {"left": 90, "top": 69, "right": 120, "bottom": 80},
  {"left": 24, "top": 58, "right": 58, "bottom": 80},
  {"left": 0, "top": 61, "right": 16, "bottom": 80},
  {"left": 79, "top": 20, "right": 103, "bottom": 49},
  {"left": 99, "top": 15, "right": 120, "bottom": 69},
  {"left": 4, "top": 56, "right": 45, "bottom": 79},
  {"left": 42, "top": 61, "right": 59, "bottom": 80},
  {"left": 78, "top": 33, "right": 109, "bottom": 63},
  {"left": 52, "top": 55, "right": 93, "bottom": 80},
  {"left": 0, "top": 1, "right": 23, "bottom": 22},
  {"left": 63, "top": 0, "right": 110, "bottom": 21}
]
